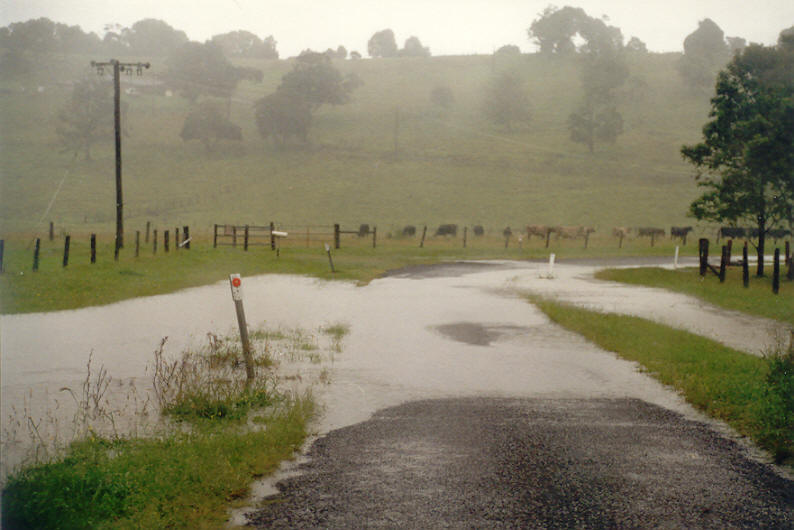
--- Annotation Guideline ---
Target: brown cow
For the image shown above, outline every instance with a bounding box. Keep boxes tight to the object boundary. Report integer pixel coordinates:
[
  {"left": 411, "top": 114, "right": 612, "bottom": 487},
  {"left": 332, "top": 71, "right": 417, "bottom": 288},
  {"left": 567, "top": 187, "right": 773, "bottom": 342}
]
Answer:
[{"left": 526, "top": 225, "right": 549, "bottom": 239}]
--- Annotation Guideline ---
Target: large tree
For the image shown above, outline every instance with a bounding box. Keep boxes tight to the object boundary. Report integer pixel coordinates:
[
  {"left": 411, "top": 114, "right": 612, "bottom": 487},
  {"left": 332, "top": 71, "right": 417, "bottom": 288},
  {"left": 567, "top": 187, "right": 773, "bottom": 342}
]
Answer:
[
  {"left": 210, "top": 30, "right": 278, "bottom": 59},
  {"left": 180, "top": 100, "right": 242, "bottom": 151},
  {"left": 368, "top": 29, "right": 398, "bottom": 58},
  {"left": 55, "top": 78, "right": 114, "bottom": 160},
  {"left": 678, "top": 18, "right": 731, "bottom": 90},
  {"left": 123, "top": 18, "right": 188, "bottom": 56},
  {"left": 682, "top": 40, "right": 794, "bottom": 276},
  {"left": 400, "top": 36, "right": 430, "bottom": 57},
  {"left": 483, "top": 72, "right": 532, "bottom": 132},
  {"left": 165, "top": 41, "right": 245, "bottom": 102}
]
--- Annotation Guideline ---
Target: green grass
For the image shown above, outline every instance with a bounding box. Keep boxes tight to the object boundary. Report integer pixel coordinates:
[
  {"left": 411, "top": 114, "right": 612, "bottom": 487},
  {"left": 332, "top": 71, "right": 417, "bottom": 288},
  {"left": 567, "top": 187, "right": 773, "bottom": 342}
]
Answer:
[
  {"left": 529, "top": 295, "right": 794, "bottom": 465},
  {"left": 595, "top": 267, "right": 794, "bottom": 325},
  {"left": 0, "top": 233, "right": 696, "bottom": 314}
]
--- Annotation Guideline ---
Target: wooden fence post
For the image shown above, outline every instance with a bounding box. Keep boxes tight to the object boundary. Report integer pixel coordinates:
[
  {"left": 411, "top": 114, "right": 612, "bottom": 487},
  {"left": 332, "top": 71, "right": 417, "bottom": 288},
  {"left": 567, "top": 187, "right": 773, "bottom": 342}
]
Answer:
[
  {"left": 183, "top": 226, "right": 190, "bottom": 249},
  {"left": 62, "top": 235, "right": 70, "bottom": 267},
  {"left": 727, "top": 239, "right": 733, "bottom": 264},
  {"left": 463, "top": 226, "right": 467, "bottom": 248},
  {"left": 0, "top": 239, "right": 4, "bottom": 273},
  {"left": 91, "top": 234, "right": 96, "bottom": 264},
  {"left": 232, "top": 226, "right": 237, "bottom": 247},
  {"left": 270, "top": 222, "right": 276, "bottom": 251},
  {"left": 699, "top": 238, "right": 709, "bottom": 276},
  {"left": 49, "top": 222, "right": 54, "bottom": 241},
  {"left": 504, "top": 233, "right": 510, "bottom": 249},
  {"left": 153, "top": 229, "right": 158, "bottom": 254},
  {"left": 334, "top": 224, "right": 340, "bottom": 249},
  {"left": 33, "top": 238, "right": 40, "bottom": 271},
  {"left": 719, "top": 245, "right": 727, "bottom": 282},
  {"left": 618, "top": 232, "right": 624, "bottom": 249},
  {"left": 135, "top": 231, "right": 140, "bottom": 257},
  {"left": 773, "top": 248, "right": 780, "bottom": 295},
  {"left": 420, "top": 226, "right": 427, "bottom": 248},
  {"left": 743, "top": 243, "right": 749, "bottom": 287},
  {"left": 373, "top": 226, "right": 377, "bottom": 249},
  {"left": 164, "top": 230, "right": 170, "bottom": 252},
  {"left": 213, "top": 224, "right": 218, "bottom": 248},
  {"left": 175, "top": 227, "right": 180, "bottom": 251},
  {"left": 545, "top": 228, "right": 552, "bottom": 249},
  {"left": 244, "top": 225, "right": 249, "bottom": 251},
  {"left": 114, "top": 234, "right": 120, "bottom": 261},
  {"left": 785, "top": 241, "right": 790, "bottom": 267},
  {"left": 146, "top": 221, "right": 151, "bottom": 243}
]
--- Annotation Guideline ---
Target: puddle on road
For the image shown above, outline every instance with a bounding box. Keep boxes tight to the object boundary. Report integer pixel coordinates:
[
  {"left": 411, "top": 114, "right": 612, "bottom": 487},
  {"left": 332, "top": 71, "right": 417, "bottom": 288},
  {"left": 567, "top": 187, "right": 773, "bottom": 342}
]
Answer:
[{"left": 433, "top": 322, "right": 533, "bottom": 346}]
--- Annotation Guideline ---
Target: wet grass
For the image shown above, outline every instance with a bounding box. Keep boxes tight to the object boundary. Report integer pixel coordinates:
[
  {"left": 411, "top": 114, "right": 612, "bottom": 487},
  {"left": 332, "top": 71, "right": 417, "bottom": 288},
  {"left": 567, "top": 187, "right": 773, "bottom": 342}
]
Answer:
[
  {"left": 595, "top": 267, "right": 794, "bottom": 325},
  {"left": 529, "top": 295, "right": 794, "bottom": 466},
  {"left": 0, "top": 233, "right": 694, "bottom": 314}
]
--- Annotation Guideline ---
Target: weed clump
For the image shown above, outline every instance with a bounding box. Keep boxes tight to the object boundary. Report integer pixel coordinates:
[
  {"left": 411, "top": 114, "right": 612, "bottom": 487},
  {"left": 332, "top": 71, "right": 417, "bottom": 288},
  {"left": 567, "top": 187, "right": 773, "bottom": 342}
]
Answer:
[{"left": 756, "top": 343, "right": 794, "bottom": 464}]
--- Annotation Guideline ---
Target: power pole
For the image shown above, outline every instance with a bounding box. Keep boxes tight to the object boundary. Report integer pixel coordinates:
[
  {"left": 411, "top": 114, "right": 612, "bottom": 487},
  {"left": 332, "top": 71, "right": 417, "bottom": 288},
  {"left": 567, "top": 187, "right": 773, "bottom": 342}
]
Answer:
[{"left": 90, "top": 59, "right": 150, "bottom": 249}]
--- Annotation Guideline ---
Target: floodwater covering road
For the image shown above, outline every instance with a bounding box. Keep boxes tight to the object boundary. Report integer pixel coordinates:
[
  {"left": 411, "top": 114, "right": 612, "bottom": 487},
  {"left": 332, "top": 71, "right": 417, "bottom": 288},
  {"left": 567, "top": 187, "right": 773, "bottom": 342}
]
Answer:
[{"left": 1, "top": 258, "right": 792, "bottom": 526}]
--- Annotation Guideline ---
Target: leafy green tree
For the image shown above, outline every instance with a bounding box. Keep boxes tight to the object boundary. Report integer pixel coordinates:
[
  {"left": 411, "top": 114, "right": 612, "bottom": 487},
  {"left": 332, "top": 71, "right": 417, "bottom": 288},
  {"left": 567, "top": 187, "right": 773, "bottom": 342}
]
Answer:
[
  {"left": 368, "top": 29, "right": 398, "bottom": 58},
  {"left": 401, "top": 36, "right": 430, "bottom": 57},
  {"left": 166, "top": 42, "right": 243, "bottom": 102},
  {"left": 180, "top": 101, "right": 242, "bottom": 151},
  {"left": 210, "top": 30, "right": 278, "bottom": 59},
  {"left": 55, "top": 78, "right": 114, "bottom": 160},
  {"left": 254, "top": 91, "right": 312, "bottom": 144},
  {"left": 528, "top": 5, "right": 586, "bottom": 54},
  {"left": 678, "top": 18, "right": 730, "bottom": 90},
  {"left": 568, "top": 102, "right": 623, "bottom": 153},
  {"left": 495, "top": 44, "right": 521, "bottom": 57},
  {"left": 123, "top": 19, "right": 187, "bottom": 56},
  {"left": 682, "top": 41, "right": 794, "bottom": 276},
  {"left": 483, "top": 73, "right": 531, "bottom": 131},
  {"left": 626, "top": 36, "right": 647, "bottom": 53}
]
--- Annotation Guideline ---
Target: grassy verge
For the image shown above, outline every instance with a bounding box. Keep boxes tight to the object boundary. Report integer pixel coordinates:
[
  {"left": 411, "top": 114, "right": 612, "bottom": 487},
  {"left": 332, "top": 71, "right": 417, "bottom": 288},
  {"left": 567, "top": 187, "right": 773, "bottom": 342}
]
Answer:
[
  {"left": 1, "top": 324, "right": 342, "bottom": 528},
  {"left": 529, "top": 295, "right": 794, "bottom": 466},
  {"left": 595, "top": 267, "right": 794, "bottom": 325},
  {"left": 1, "top": 233, "right": 692, "bottom": 314}
]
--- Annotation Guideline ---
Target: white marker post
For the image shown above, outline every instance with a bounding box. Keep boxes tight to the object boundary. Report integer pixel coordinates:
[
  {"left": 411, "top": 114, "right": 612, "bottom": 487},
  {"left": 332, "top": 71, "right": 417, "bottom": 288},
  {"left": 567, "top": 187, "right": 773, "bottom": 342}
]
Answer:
[
  {"left": 229, "top": 274, "right": 255, "bottom": 385},
  {"left": 325, "top": 243, "right": 335, "bottom": 273},
  {"left": 674, "top": 245, "right": 680, "bottom": 270},
  {"left": 548, "top": 253, "right": 556, "bottom": 278}
]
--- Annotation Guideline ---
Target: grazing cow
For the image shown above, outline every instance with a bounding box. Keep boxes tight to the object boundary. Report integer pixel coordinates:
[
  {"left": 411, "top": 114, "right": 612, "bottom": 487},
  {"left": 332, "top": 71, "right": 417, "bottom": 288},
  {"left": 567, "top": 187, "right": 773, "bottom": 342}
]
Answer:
[
  {"left": 435, "top": 224, "right": 458, "bottom": 237},
  {"left": 638, "top": 227, "right": 665, "bottom": 246},
  {"left": 358, "top": 224, "right": 370, "bottom": 237},
  {"left": 671, "top": 226, "right": 693, "bottom": 245},
  {"left": 503, "top": 226, "right": 513, "bottom": 237},
  {"left": 718, "top": 227, "right": 746, "bottom": 241},
  {"left": 402, "top": 225, "right": 416, "bottom": 237},
  {"left": 526, "top": 225, "right": 549, "bottom": 239},
  {"left": 554, "top": 225, "right": 585, "bottom": 239},
  {"left": 612, "top": 227, "right": 631, "bottom": 238},
  {"left": 472, "top": 225, "right": 484, "bottom": 237}
]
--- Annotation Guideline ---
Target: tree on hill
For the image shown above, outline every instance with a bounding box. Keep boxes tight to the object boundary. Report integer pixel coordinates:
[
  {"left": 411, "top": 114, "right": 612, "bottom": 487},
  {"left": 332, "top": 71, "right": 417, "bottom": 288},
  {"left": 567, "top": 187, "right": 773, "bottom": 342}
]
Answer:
[
  {"left": 483, "top": 73, "right": 532, "bottom": 132},
  {"left": 368, "top": 29, "right": 398, "bottom": 57},
  {"left": 626, "top": 36, "right": 647, "bottom": 53},
  {"left": 55, "top": 78, "right": 114, "bottom": 160},
  {"left": 254, "top": 90, "right": 313, "bottom": 145},
  {"left": 568, "top": 102, "right": 623, "bottom": 153},
  {"left": 677, "top": 18, "right": 731, "bottom": 90},
  {"left": 0, "top": 17, "right": 101, "bottom": 55},
  {"left": 165, "top": 41, "right": 246, "bottom": 102},
  {"left": 528, "top": 5, "right": 587, "bottom": 54},
  {"left": 401, "top": 36, "right": 430, "bottom": 57},
  {"left": 180, "top": 100, "right": 242, "bottom": 152},
  {"left": 495, "top": 44, "right": 521, "bottom": 57},
  {"left": 681, "top": 39, "right": 794, "bottom": 276},
  {"left": 123, "top": 18, "right": 188, "bottom": 56},
  {"left": 210, "top": 30, "right": 278, "bottom": 59}
]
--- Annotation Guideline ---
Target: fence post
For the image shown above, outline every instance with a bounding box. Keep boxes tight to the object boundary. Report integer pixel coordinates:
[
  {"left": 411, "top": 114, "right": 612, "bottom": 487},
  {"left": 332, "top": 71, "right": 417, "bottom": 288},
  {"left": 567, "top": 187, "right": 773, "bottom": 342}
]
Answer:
[
  {"left": 334, "top": 224, "right": 340, "bottom": 249},
  {"left": 420, "top": 226, "right": 427, "bottom": 248},
  {"left": 785, "top": 241, "right": 790, "bottom": 267},
  {"left": 699, "top": 238, "right": 709, "bottom": 276},
  {"left": 232, "top": 226, "right": 237, "bottom": 247},
  {"left": 372, "top": 226, "right": 377, "bottom": 249},
  {"left": 719, "top": 245, "right": 727, "bottom": 282},
  {"left": 63, "top": 235, "right": 70, "bottom": 267},
  {"left": 146, "top": 221, "right": 151, "bottom": 243},
  {"left": 213, "top": 224, "right": 218, "bottom": 248},
  {"left": 270, "top": 222, "right": 276, "bottom": 251},
  {"left": 0, "top": 239, "right": 4, "bottom": 273},
  {"left": 33, "top": 238, "right": 40, "bottom": 271},
  {"left": 183, "top": 226, "right": 190, "bottom": 249},
  {"left": 244, "top": 225, "right": 249, "bottom": 251},
  {"left": 153, "top": 229, "right": 158, "bottom": 254},
  {"left": 463, "top": 226, "right": 467, "bottom": 248},
  {"left": 727, "top": 239, "right": 733, "bottom": 264},
  {"left": 175, "top": 227, "right": 180, "bottom": 251},
  {"left": 49, "top": 222, "right": 54, "bottom": 241},
  {"left": 90, "top": 234, "right": 96, "bottom": 263},
  {"left": 584, "top": 231, "right": 590, "bottom": 249},
  {"left": 164, "top": 230, "right": 169, "bottom": 252},
  {"left": 504, "top": 233, "right": 510, "bottom": 249},
  {"left": 743, "top": 243, "right": 749, "bottom": 287},
  {"left": 545, "top": 228, "right": 552, "bottom": 249},
  {"left": 306, "top": 226, "right": 310, "bottom": 248},
  {"left": 114, "top": 234, "right": 120, "bottom": 261},
  {"left": 773, "top": 248, "right": 780, "bottom": 295},
  {"left": 135, "top": 231, "right": 140, "bottom": 257}
]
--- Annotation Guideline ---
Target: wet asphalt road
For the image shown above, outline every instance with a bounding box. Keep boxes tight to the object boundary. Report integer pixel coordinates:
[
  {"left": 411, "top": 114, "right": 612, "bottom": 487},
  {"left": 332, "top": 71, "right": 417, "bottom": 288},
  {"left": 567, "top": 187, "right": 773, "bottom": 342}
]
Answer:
[{"left": 248, "top": 398, "right": 793, "bottom": 528}]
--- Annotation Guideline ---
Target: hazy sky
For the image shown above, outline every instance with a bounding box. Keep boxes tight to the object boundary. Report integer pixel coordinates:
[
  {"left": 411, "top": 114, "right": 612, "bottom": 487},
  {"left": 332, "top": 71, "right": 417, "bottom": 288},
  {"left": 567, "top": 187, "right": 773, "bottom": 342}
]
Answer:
[{"left": 1, "top": 0, "right": 792, "bottom": 57}]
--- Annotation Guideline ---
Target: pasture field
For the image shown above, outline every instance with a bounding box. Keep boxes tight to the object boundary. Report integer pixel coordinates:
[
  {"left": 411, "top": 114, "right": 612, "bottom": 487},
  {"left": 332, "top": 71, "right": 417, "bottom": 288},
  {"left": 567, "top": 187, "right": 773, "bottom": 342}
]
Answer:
[
  {"left": 1, "top": 51, "right": 711, "bottom": 237},
  {"left": 596, "top": 267, "right": 794, "bottom": 325}
]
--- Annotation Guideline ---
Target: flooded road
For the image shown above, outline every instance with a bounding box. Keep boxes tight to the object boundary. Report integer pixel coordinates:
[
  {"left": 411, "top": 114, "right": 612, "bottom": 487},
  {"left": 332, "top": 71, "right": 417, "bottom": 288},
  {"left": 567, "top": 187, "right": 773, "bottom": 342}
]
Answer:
[{"left": 1, "top": 259, "right": 790, "bottom": 483}]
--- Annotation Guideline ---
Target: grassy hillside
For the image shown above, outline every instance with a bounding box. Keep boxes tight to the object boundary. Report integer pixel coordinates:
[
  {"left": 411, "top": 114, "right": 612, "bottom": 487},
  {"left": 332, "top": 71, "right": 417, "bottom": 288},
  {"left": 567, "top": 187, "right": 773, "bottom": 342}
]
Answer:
[{"left": 0, "top": 51, "right": 713, "bottom": 237}]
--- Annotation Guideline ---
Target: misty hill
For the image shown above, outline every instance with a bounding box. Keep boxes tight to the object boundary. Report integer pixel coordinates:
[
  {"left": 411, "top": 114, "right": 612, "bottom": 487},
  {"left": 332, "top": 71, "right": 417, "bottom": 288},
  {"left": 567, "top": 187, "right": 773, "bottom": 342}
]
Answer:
[{"left": 0, "top": 49, "right": 714, "bottom": 235}]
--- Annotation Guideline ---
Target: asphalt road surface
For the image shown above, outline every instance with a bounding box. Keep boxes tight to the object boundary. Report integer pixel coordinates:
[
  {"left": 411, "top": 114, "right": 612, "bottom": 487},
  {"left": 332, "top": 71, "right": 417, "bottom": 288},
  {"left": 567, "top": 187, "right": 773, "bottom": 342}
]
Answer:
[{"left": 248, "top": 398, "right": 793, "bottom": 528}]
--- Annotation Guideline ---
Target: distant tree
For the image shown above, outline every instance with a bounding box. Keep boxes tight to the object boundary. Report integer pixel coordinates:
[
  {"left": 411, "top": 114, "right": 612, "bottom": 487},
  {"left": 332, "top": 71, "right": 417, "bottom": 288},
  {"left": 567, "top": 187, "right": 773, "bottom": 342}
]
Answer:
[
  {"left": 210, "top": 30, "right": 278, "bottom": 59},
  {"left": 528, "top": 5, "right": 587, "bottom": 54},
  {"left": 254, "top": 90, "right": 312, "bottom": 144},
  {"left": 180, "top": 100, "right": 242, "bottom": 151},
  {"left": 430, "top": 85, "right": 454, "bottom": 109},
  {"left": 123, "top": 18, "right": 188, "bottom": 56},
  {"left": 336, "top": 45, "right": 348, "bottom": 59},
  {"left": 626, "top": 36, "right": 647, "bottom": 53},
  {"left": 55, "top": 78, "right": 114, "bottom": 160},
  {"left": 350, "top": 50, "right": 362, "bottom": 60},
  {"left": 368, "top": 29, "right": 398, "bottom": 58},
  {"left": 678, "top": 18, "right": 730, "bottom": 89},
  {"left": 681, "top": 41, "right": 794, "bottom": 276},
  {"left": 568, "top": 102, "right": 623, "bottom": 153},
  {"left": 483, "top": 73, "right": 532, "bottom": 131},
  {"left": 726, "top": 36, "right": 747, "bottom": 55},
  {"left": 166, "top": 42, "right": 242, "bottom": 102},
  {"left": 401, "top": 36, "right": 430, "bottom": 57},
  {"left": 780, "top": 26, "right": 794, "bottom": 50},
  {"left": 495, "top": 44, "right": 521, "bottom": 57}
]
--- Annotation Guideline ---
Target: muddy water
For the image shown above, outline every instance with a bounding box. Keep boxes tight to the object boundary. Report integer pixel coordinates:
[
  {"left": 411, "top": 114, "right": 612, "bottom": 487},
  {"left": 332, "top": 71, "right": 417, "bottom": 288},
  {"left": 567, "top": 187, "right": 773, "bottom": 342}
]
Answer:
[{"left": 1, "top": 260, "right": 788, "bottom": 482}]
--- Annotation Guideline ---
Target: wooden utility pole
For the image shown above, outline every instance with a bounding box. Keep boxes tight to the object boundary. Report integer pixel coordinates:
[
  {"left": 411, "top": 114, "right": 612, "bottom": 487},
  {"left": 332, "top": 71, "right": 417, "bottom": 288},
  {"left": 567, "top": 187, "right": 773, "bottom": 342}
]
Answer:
[{"left": 90, "top": 59, "right": 150, "bottom": 249}]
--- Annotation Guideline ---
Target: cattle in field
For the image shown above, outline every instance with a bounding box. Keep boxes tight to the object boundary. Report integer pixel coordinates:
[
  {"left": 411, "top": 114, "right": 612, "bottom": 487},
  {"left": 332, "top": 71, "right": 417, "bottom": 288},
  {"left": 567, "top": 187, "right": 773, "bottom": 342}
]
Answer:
[
  {"left": 638, "top": 227, "right": 665, "bottom": 246},
  {"left": 612, "top": 227, "right": 631, "bottom": 238},
  {"left": 358, "top": 224, "right": 370, "bottom": 237},
  {"left": 402, "top": 225, "right": 416, "bottom": 236},
  {"left": 472, "top": 225, "right": 484, "bottom": 237},
  {"left": 671, "top": 226, "right": 693, "bottom": 245},
  {"left": 435, "top": 224, "right": 458, "bottom": 237},
  {"left": 769, "top": 228, "right": 792, "bottom": 242},
  {"left": 554, "top": 225, "right": 585, "bottom": 239},
  {"left": 526, "top": 225, "right": 550, "bottom": 239},
  {"left": 718, "top": 227, "right": 746, "bottom": 241},
  {"left": 503, "top": 226, "right": 512, "bottom": 237}
]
